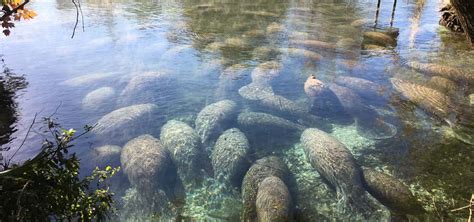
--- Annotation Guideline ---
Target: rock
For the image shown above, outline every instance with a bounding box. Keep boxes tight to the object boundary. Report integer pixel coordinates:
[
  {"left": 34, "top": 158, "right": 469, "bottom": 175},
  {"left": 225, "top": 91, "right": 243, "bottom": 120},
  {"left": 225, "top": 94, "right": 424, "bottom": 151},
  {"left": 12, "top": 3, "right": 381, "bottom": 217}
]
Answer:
[
  {"left": 362, "top": 168, "right": 424, "bottom": 216},
  {"left": 251, "top": 61, "right": 283, "bottom": 85},
  {"left": 82, "top": 87, "right": 115, "bottom": 111},
  {"left": 256, "top": 176, "right": 293, "bottom": 222},
  {"left": 237, "top": 111, "right": 305, "bottom": 132},
  {"left": 118, "top": 71, "right": 174, "bottom": 106},
  {"left": 334, "top": 76, "right": 389, "bottom": 102},
  {"left": 93, "top": 104, "right": 159, "bottom": 143},
  {"left": 242, "top": 156, "right": 290, "bottom": 221},
  {"left": 427, "top": 76, "right": 458, "bottom": 96},
  {"left": 61, "top": 72, "right": 115, "bottom": 87},
  {"left": 121, "top": 135, "right": 184, "bottom": 202},
  {"left": 406, "top": 61, "right": 474, "bottom": 84},
  {"left": 195, "top": 100, "right": 238, "bottom": 143},
  {"left": 363, "top": 31, "right": 396, "bottom": 47},
  {"left": 160, "top": 120, "right": 207, "bottom": 185},
  {"left": 280, "top": 48, "right": 323, "bottom": 62},
  {"left": 212, "top": 128, "right": 250, "bottom": 187},
  {"left": 300, "top": 128, "right": 373, "bottom": 214}
]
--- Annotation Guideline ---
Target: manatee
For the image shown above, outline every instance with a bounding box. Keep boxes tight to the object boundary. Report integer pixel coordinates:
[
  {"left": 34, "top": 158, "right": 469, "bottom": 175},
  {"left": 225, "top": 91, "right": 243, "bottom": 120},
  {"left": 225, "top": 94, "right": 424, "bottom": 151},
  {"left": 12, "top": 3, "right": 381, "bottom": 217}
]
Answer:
[
  {"left": 305, "top": 76, "right": 397, "bottom": 139},
  {"left": 212, "top": 128, "right": 250, "bottom": 187},
  {"left": 93, "top": 104, "right": 159, "bottom": 142},
  {"left": 93, "top": 145, "right": 121, "bottom": 167},
  {"left": 300, "top": 128, "right": 373, "bottom": 214},
  {"left": 266, "top": 22, "right": 286, "bottom": 35},
  {"left": 252, "top": 47, "right": 280, "bottom": 61},
  {"left": 239, "top": 83, "right": 309, "bottom": 118},
  {"left": 205, "top": 42, "right": 226, "bottom": 53},
  {"left": 256, "top": 176, "right": 293, "bottom": 222},
  {"left": 195, "top": 100, "right": 238, "bottom": 143},
  {"left": 215, "top": 64, "right": 249, "bottom": 100},
  {"left": 391, "top": 78, "right": 474, "bottom": 144},
  {"left": 406, "top": 61, "right": 474, "bottom": 85},
  {"left": 238, "top": 111, "right": 305, "bottom": 133},
  {"left": 289, "top": 39, "right": 337, "bottom": 51},
  {"left": 224, "top": 37, "right": 249, "bottom": 48},
  {"left": 363, "top": 31, "right": 396, "bottom": 47},
  {"left": 61, "top": 72, "right": 115, "bottom": 87},
  {"left": 390, "top": 78, "right": 453, "bottom": 120},
  {"left": 350, "top": 19, "right": 370, "bottom": 27},
  {"left": 334, "top": 76, "right": 389, "bottom": 102},
  {"left": 242, "top": 156, "right": 290, "bottom": 221},
  {"left": 242, "top": 11, "right": 279, "bottom": 18},
  {"left": 362, "top": 44, "right": 387, "bottom": 51},
  {"left": 427, "top": 76, "right": 458, "bottom": 96},
  {"left": 280, "top": 48, "right": 323, "bottom": 62},
  {"left": 243, "top": 29, "right": 266, "bottom": 38},
  {"left": 361, "top": 168, "right": 424, "bottom": 216},
  {"left": 160, "top": 120, "right": 208, "bottom": 185},
  {"left": 118, "top": 71, "right": 174, "bottom": 106},
  {"left": 82, "top": 87, "right": 115, "bottom": 111},
  {"left": 121, "top": 135, "right": 184, "bottom": 202},
  {"left": 251, "top": 61, "right": 283, "bottom": 85}
]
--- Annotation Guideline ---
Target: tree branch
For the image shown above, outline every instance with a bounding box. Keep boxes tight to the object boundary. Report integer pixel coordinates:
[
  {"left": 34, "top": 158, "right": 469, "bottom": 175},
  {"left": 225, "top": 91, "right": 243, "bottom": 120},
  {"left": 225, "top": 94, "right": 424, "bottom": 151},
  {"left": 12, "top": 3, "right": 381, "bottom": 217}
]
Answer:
[{"left": 0, "top": 0, "right": 30, "bottom": 21}]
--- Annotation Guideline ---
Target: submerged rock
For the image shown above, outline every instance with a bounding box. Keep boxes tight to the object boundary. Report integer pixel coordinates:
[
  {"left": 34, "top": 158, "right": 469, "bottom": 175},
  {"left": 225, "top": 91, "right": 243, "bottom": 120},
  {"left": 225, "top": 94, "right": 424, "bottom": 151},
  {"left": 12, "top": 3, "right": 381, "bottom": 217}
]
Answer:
[
  {"left": 300, "top": 128, "right": 373, "bottom": 215},
  {"left": 406, "top": 61, "right": 474, "bottom": 84},
  {"left": 238, "top": 111, "right": 305, "bottom": 132},
  {"left": 363, "top": 31, "right": 396, "bottom": 47},
  {"left": 212, "top": 128, "right": 250, "bottom": 187},
  {"left": 251, "top": 61, "right": 283, "bottom": 85},
  {"left": 362, "top": 168, "right": 424, "bottom": 216},
  {"left": 256, "top": 176, "right": 293, "bottom": 222},
  {"left": 121, "top": 135, "right": 184, "bottom": 202},
  {"left": 334, "top": 76, "right": 389, "bottom": 102},
  {"left": 82, "top": 87, "right": 115, "bottom": 111},
  {"left": 242, "top": 156, "right": 290, "bottom": 221},
  {"left": 160, "top": 120, "right": 207, "bottom": 185},
  {"left": 93, "top": 104, "right": 159, "bottom": 142},
  {"left": 195, "top": 100, "right": 238, "bottom": 143},
  {"left": 118, "top": 71, "right": 174, "bottom": 106}
]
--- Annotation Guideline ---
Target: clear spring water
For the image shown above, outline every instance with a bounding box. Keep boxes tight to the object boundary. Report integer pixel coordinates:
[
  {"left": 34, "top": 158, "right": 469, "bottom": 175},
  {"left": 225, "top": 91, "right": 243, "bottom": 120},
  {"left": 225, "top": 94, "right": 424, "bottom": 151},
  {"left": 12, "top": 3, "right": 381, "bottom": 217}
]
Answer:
[{"left": 1, "top": 0, "right": 473, "bottom": 220}]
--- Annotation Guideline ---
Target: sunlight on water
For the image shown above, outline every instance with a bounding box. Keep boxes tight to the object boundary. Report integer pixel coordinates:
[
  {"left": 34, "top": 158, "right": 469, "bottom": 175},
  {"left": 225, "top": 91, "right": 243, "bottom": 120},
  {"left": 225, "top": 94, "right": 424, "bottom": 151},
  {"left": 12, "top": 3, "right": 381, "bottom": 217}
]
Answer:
[{"left": 0, "top": 0, "right": 473, "bottom": 220}]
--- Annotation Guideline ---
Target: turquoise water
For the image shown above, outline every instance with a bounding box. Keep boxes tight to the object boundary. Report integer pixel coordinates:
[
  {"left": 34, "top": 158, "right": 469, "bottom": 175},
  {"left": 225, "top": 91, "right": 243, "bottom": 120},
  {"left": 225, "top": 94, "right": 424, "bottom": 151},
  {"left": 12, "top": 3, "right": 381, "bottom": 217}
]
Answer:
[{"left": 0, "top": 0, "right": 473, "bottom": 220}]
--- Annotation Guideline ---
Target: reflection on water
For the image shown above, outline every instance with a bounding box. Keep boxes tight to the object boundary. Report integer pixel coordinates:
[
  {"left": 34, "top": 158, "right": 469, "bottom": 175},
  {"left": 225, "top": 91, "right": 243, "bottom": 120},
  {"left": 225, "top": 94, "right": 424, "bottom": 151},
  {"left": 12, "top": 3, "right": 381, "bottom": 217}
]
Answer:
[{"left": 0, "top": 0, "right": 473, "bottom": 220}]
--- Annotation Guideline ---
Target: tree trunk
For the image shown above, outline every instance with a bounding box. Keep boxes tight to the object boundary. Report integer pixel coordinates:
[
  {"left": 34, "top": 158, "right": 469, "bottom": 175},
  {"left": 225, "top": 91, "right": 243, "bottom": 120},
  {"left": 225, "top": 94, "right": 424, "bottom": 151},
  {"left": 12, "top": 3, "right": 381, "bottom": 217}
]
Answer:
[{"left": 450, "top": 0, "right": 474, "bottom": 46}]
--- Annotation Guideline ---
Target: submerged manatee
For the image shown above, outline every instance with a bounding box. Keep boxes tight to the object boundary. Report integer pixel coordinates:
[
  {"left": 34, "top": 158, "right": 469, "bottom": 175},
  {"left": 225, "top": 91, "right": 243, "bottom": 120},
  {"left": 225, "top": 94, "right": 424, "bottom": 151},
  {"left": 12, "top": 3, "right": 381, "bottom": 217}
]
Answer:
[
  {"left": 289, "top": 39, "right": 337, "bottom": 51},
  {"left": 362, "top": 168, "right": 424, "bottom": 216},
  {"left": 93, "top": 104, "right": 159, "bottom": 143},
  {"left": 300, "top": 128, "right": 372, "bottom": 214},
  {"left": 334, "top": 76, "right": 389, "bottom": 102},
  {"left": 195, "top": 100, "right": 238, "bottom": 143},
  {"left": 215, "top": 64, "right": 249, "bottom": 100},
  {"left": 251, "top": 61, "right": 283, "bottom": 85},
  {"left": 160, "top": 120, "right": 208, "bottom": 185},
  {"left": 305, "top": 76, "right": 397, "bottom": 139},
  {"left": 82, "top": 87, "right": 115, "bottom": 111},
  {"left": 256, "top": 176, "right": 293, "bottom": 222},
  {"left": 61, "top": 72, "right": 115, "bottom": 87},
  {"left": 406, "top": 61, "right": 474, "bottom": 84},
  {"left": 280, "top": 48, "right": 323, "bottom": 62},
  {"left": 121, "top": 135, "right": 184, "bottom": 202},
  {"left": 118, "top": 71, "right": 174, "bottom": 106},
  {"left": 212, "top": 128, "right": 250, "bottom": 187},
  {"left": 428, "top": 76, "right": 457, "bottom": 96},
  {"left": 363, "top": 31, "right": 396, "bottom": 47},
  {"left": 92, "top": 145, "right": 121, "bottom": 168},
  {"left": 238, "top": 111, "right": 305, "bottom": 133},
  {"left": 242, "top": 156, "right": 290, "bottom": 222}
]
